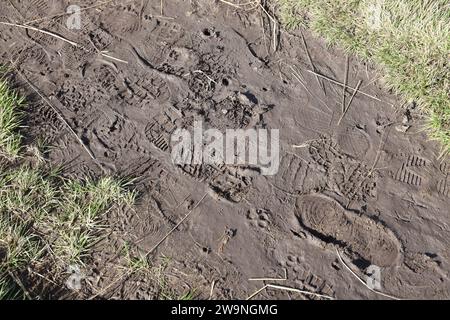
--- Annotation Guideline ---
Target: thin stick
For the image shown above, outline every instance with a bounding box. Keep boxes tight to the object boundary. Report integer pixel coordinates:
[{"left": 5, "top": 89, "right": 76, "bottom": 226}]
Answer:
[
  {"left": 29, "top": 269, "right": 58, "bottom": 286},
  {"left": 88, "top": 37, "right": 128, "bottom": 65},
  {"left": 335, "top": 248, "right": 401, "bottom": 300},
  {"left": 249, "top": 269, "right": 287, "bottom": 281},
  {"left": 246, "top": 284, "right": 268, "bottom": 300},
  {"left": 145, "top": 193, "right": 208, "bottom": 257},
  {"left": 100, "top": 52, "right": 129, "bottom": 64},
  {"left": 247, "top": 283, "right": 334, "bottom": 300},
  {"left": 0, "top": 21, "right": 78, "bottom": 47},
  {"left": 370, "top": 123, "right": 392, "bottom": 174},
  {"left": 259, "top": 10, "right": 270, "bottom": 56},
  {"left": 248, "top": 276, "right": 287, "bottom": 281},
  {"left": 12, "top": 65, "right": 106, "bottom": 173},
  {"left": 266, "top": 284, "right": 334, "bottom": 300},
  {"left": 8, "top": 271, "right": 34, "bottom": 300},
  {"left": 305, "top": 69, "right": 390, "bottom": 105},
  {"left": 218, "top": 0, "right": 258, "bottom": 9},
  {"left": 259, "top": 3, "right": 278, "bottom": 52},
  {"left": 290, "top": 66, "right": 331, "bottom": 113},
  {"left": 342, "top": 56, "right": 349, "bottom": 113},
  {"left": 88, "top": 269, "right": 131, "bottom": 300},
  {"left": 301, "top": 32, "right": 324, "bottom": 94},
  {"left": 218, "top": 0, "right": 242, "bottom": 8},
  {"left": 209, "top": 280, "right": 216, "bottom": 299},
  {"left": 292, "top": 138, "right": 325, "bottom": 149},
  {"left": 273, "top": 21, "right": 277, "bottom": 52},
  {"left": 192, "top": 70, "right": 217, "bottom": 84},
  {"left": 337, "top": 80, "right": 362, "bottom": 125},
  {"left": 134, "top": 195, "right": 190, "bottom": 246}
]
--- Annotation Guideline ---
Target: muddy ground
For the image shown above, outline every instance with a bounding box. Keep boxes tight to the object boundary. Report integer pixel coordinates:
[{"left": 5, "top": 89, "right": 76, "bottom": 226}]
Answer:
[{"left": 0, "top": 0, "right": 449, "bottom": 299}]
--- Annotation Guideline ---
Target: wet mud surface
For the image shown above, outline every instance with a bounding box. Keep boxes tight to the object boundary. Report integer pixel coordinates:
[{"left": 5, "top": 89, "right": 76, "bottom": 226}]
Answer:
[{"left": 0, "top": 0, "right": 449, "bottom": 299}]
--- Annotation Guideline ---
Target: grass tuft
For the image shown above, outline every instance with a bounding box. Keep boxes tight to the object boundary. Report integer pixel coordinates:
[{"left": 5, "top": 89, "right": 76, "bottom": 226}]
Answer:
[
  {"left": 0, "top": 165, "right": 136, "bottom": 298},
  {"left": 0, "top": 77, "right": 24, "bottom": 158}
]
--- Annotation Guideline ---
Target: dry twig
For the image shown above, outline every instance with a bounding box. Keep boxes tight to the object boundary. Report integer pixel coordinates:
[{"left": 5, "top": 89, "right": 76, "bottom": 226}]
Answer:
[
  {"left": 144, "top": 193, "right": 208, "bottom": 257},
  {"left": 335, "top": 248, "right": 401, "bottom": 300},
  {"left": 337, "top": 79, "right": 362, "bottom": 125}
]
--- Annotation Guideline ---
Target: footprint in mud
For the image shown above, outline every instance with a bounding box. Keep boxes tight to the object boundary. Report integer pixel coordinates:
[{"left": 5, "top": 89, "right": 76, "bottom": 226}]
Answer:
[
  {"left": 308, "top": 138, "right": 377, "bottom": 202},
  {"left": 247, "top": 208, "right": 271, "bottom": 230},
  {"left": 145, "top": 111, "right": 180, "bottom": 152},
  {"left": 123, "top": 73, "right": 172, "bottom": 107},
  {"left": 209, "top": 168, "right": 252, "bottom": 203},
  {"left": 277, "top": 255, "right": 335, "bottom": 298},
  {"left": 388, "top": 153, "right": 450, "bottom": 198},
  {"left": 404, "top": 252, "right": 443, "bottom": 275},
  {"left": 89, "top": 27, "right": 114, "bottom": 51},
  {"left": 153, "top": 21, "right": 184, "bottom": 45},
  {"left": 335, "top": 125, "right": 372, "bottom": 160},
  {"left": 390, "top": 153, "right": 429, "bottom": 187},
  {"left": 437, "top": 162, "right": 449, "bottom": 198},
  {"left": 295, "top": 194, "right": 402, "bottom": 267},
  {"left": 103, "top": 9, "right": 140, "bottom": 35},
  {"left": 25, "top": 0, "right": 56, "bottom": 19},
  {"left": 270, "top": 152, "right": 327, "bottom": 195}
]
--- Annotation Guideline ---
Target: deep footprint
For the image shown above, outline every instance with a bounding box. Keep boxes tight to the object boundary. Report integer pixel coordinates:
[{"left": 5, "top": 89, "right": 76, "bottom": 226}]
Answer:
[{"left": 296, "top": 194, "right": 401, "bottom": 267}]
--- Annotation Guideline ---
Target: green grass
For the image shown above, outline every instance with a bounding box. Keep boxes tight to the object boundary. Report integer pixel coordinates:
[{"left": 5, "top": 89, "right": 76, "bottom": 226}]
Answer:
[
  {"left": 0, "top": 74, "right": 136, "bottom": 299},
  {"left": 0, "top": 276, "right": 25, "bottom": 300},
  {"left": 120, "top": 247, "right": 197, "bottom": 300},
  {"left": 278, "top": 0, "right": 450, "bottom": 155},
  {"left": 0, "top": 165, "right": 136, "bottom": 298},
  {"left": 0, "top": 77, "right": 25, "bottom": 157}
]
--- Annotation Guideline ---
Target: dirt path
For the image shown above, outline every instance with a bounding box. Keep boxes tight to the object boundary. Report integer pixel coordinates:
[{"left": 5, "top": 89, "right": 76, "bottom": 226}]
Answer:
[{"left": 0, "top": 0, "right": 448, "bottom": 299}]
